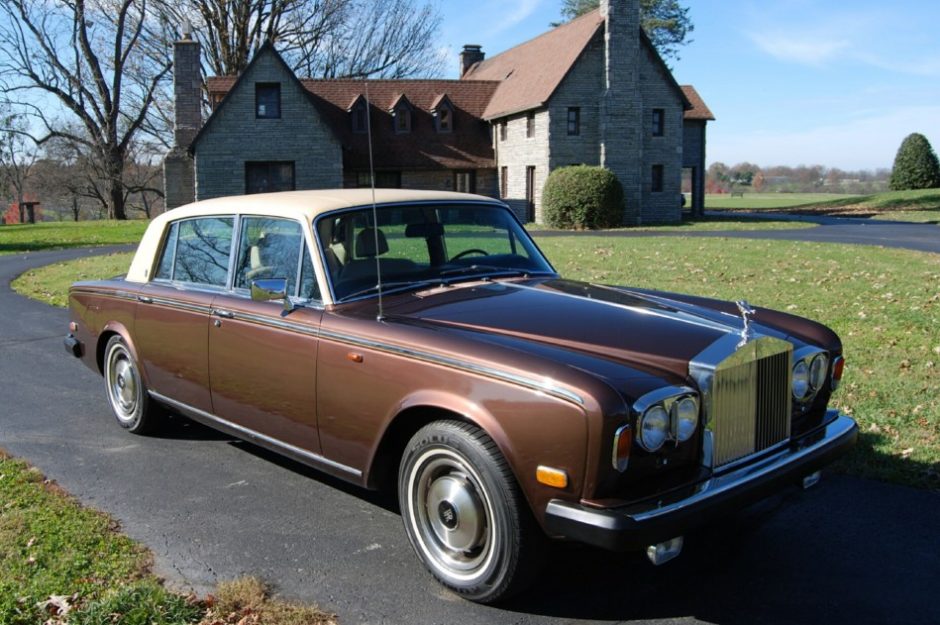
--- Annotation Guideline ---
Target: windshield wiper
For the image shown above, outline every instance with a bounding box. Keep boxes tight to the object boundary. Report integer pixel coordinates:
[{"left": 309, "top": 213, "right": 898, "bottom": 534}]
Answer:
[{"left": 338, "top": 279, "right": 440, "bottom": 302}]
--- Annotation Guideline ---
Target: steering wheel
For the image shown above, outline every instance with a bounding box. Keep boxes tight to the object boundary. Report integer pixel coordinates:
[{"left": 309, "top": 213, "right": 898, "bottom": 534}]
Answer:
[
  {"left": 450, "top": 248, "right": 489, "bottom": 261},
  {"left": 245, "top": 265, "right": 275, "bottom": 280}
]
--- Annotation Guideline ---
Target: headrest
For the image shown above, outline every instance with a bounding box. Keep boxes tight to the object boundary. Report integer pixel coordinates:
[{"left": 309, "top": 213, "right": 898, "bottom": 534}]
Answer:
[{"left": 355, "top": 227, "right": 388, "bottom": 257}]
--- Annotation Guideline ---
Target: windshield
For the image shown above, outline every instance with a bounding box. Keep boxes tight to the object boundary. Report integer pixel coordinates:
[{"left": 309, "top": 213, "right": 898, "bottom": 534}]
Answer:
[{"left": 315, "top": 203, "right": 555, "bottom": 301}]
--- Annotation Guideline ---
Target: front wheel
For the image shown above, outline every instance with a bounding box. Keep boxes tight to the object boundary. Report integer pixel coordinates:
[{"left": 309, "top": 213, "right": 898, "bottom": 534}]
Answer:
[
  {"left": 399, "top": 420, "right": 542, "bottom": 603},
  {"left": 103, "top": 335, "right": 162, "bottom": 435}
]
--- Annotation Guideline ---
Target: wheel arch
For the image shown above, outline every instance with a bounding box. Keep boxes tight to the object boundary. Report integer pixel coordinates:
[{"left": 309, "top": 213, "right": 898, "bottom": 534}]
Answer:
[
  {"left": 96, "top": 322, "right": 148, "bottom": 386},
  {"left": 365, "top": 391, "right": 519, "bottom": 495}
]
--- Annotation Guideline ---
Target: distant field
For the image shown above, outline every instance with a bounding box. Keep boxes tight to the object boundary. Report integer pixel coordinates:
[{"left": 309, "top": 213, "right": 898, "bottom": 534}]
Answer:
[
  {"left": 706, "top": 193, "right": 856, "bottom": 210},
  {"left": 0, "top": 220, "right": 147, "bottom": 254},
  {"left": 706, "top": 189, "right": 940, "bottom": 220}
]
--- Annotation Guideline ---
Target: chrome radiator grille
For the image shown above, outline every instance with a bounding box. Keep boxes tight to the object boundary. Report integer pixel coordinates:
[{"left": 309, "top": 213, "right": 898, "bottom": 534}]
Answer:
[{"left": 709, "top": 343, "right": 792, "bottom": 468}]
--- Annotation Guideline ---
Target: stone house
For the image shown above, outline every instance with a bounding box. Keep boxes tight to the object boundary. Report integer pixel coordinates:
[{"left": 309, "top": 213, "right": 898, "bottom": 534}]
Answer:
[{"left": 164, "top": 0, "right": 713, "bottom": 224}]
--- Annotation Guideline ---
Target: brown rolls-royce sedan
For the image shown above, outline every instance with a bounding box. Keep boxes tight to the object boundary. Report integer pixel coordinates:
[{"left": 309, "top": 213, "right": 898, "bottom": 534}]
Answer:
[{"left": 65, "top": 189, "right": 857, "bottom": 603}]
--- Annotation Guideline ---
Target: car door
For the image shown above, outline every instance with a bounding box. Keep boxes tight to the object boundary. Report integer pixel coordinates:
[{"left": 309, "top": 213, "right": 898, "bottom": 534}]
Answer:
[
  {"left": 135, "top": 216, "right": 235, "bottom": 414},
  {"left": 207, "top": 215, "right": 324, "bottom": 453}
]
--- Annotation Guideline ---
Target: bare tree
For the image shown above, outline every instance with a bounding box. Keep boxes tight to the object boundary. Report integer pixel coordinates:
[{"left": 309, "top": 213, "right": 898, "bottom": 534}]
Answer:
[
  {"left": 0, "top": 0, "right": 173, "bottom": 219},
  {"left": 155, "top": 0, "right": 443, "bottom": 79},
  {"left": 0, "top": 108, "right": 39, "bottom": 223}
]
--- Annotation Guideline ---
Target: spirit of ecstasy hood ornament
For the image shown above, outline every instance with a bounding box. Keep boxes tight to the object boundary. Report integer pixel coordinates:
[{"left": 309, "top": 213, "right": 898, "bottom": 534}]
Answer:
[{"left": 736, "top": 300, "right": 756, "bottom": 347}]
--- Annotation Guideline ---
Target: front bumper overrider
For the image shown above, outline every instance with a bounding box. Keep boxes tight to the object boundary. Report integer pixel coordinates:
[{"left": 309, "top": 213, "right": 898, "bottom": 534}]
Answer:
[{"left": 544, "top": 410, "right": 858, "bottom": 551}]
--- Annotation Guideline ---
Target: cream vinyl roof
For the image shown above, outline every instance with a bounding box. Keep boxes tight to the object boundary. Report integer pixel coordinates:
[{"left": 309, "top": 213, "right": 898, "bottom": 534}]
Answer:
[{"left": 126, "top": 189, "right": 501, "bottom": 283}]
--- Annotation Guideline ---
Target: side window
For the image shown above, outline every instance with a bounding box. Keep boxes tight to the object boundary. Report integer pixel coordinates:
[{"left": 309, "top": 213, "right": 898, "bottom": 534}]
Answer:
[
  {"left": 234, "top": 217, "right": 304, "bottom": 293},
  {"left": 174, "top": 217, "right": 235, "bottom": 286},
  {"left": 154, "top": 222, "right": 179, "bottom": 280}
]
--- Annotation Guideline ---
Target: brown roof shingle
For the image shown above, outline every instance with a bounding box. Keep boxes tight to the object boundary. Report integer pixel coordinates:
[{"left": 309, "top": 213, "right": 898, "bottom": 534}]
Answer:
[
  {"left": 681, "top": 85, "right": 715, "bottom": 121},
  {"left": 206, "top": 74, "right": 500, "bottom": 170},
  {"left": 462, "top": 10, "right": 605, "bottom": 119}
]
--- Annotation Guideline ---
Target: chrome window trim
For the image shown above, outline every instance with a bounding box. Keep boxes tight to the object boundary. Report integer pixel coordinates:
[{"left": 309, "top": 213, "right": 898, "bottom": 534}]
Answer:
[
  {"left": 148, "top": 390, "right": 362, "bottom": 478},
  {"left": 209, "top": 307, "right": 320, "bottom": 337}
]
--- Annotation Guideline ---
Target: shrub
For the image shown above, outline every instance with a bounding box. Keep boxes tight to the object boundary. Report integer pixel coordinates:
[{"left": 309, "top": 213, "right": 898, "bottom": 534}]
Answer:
[
  {"left": 889, "top": 133, "right": 940, "bottom": 191},
  {"left": 542, "top": 165, "right": 624, "bottom": 229}
]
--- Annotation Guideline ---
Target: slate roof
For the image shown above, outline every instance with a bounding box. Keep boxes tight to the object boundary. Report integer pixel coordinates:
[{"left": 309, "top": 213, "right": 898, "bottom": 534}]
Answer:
[
  {"left": 207, "top": 74, "right": 500, "bottom": 170},
  {"left": 461, "top": 10, "right": 606, "bottom": 119},
  {"left": 681, "top": 85, "right": 715, "bottom": 120}
]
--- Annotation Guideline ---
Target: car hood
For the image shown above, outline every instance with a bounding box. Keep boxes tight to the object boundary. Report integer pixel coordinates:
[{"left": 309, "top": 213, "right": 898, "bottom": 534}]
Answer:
[{"left": 381, "top": 278, "right": 790, "bottom": 380}]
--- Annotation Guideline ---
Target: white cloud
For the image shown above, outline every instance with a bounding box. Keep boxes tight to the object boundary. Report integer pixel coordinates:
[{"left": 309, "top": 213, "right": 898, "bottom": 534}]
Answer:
[
  {"left": 708, "top": 105, "right": 940, "bottom": 170},
  {"left": 748, "top": 32, "right": 850, "bottom": 66},
  {"left": 488, "top": 0, "right": 543, "bottom": 35}
]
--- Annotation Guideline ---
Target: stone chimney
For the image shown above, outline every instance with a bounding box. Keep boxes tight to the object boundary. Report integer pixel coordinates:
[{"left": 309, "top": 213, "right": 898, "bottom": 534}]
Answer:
[
  {"left": 599, "top": 0, "right": 642, "bottom": 224},
  {"left": 163, "top": 29, "right": 201, "bottom": 209},
  {"left": 459, "top": 44, "right": 485, "bottom": 77}
]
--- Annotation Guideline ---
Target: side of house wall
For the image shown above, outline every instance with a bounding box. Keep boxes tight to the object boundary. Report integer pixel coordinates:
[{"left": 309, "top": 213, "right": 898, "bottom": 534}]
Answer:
[
  {"left": 639, "top": 45, "right": 685, "bottom": 223},
  {"left": 682, "top": 119, "right": 707, "bottom": 214},
  {"left": 194, "top": 52, "right": 342, "bottom": 200},
  {"left": 493, "top": 110, "right": 550, "bottom": 222},
  {"left": 547, "top": 32, "right": 604, "bottom": 174}
]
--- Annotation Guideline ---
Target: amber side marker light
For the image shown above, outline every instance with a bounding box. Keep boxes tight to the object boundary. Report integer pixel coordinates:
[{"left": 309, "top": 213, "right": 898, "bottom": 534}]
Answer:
[
  {"left": 536, "top": 465, "right": 568, "bottom": 489},
  {"left": 831, "top": 356, "right": 845, "bottom": 390}
]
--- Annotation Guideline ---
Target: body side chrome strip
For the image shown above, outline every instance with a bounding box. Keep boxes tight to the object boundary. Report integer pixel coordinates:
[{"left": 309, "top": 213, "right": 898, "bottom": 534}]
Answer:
[
  {"left": 148, "top": 391, "right": 362, "bottom": 478},
  {"left": 215, "top": 309, "right": 321, "bottom": 337},
  {"left": 317, "top": 327, "right": 585, "bottom": 406}
]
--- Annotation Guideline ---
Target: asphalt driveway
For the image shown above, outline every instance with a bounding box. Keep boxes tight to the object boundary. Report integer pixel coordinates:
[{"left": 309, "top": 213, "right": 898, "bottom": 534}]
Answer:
[{"left": 1, "top": 237, "right": 938, "bottom": 624}]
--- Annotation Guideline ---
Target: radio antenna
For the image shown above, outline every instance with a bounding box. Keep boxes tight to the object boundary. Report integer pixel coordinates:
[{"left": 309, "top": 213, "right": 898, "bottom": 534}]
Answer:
[{"left": 363, "top": 80, "right": 384, "bottom": 321}]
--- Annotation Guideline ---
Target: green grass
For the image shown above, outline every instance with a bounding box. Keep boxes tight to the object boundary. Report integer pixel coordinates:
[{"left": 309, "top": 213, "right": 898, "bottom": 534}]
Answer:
[
  {"left": 0, "top": 220, "right": 147, "bottom": 255},
  {"left": 14, "top": 239, "right": 940, "bottom": 490},
  {"left": 528, "top": 216, "right": 816, "bottom": 231},
  {"left": 0, "top": 449, "right": 199, "bottom": 624},
  {"left": 538, "top": 236, "right": 940, "bottom": 490},
  {"left": 705, "top": 193, "right": 857, "bottom": 210},
  {"left": 12, "top": 253, "right": 134, "bottom": 308},
  {"left": 706, "top": 189, "right": 940, "bottom": 223}
]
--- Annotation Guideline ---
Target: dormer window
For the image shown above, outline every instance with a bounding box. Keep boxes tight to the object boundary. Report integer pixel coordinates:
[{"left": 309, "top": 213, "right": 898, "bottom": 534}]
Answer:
[
  {"left": 390, "top": 96, "right": 413, "bottom": 134},
  {"left": 431, "top": 95, "right": 454, "bottom": 134},
  {"left": 351, "top": 97, "right": 368, "bottom": 134},
  {"left": 256, "top": 83, "right": 281, "bottom": 119}
]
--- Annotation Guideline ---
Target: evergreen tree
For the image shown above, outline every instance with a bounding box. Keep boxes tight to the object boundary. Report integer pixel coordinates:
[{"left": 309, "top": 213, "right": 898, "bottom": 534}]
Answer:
[{"left": 889, "top": 133, "right": 940, "bottom": 191}]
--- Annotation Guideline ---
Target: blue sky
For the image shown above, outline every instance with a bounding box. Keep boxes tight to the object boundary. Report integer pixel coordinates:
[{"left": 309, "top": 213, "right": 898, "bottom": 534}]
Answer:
[{"left": 438, "top": 0, "right": 940, "bottom": 171}]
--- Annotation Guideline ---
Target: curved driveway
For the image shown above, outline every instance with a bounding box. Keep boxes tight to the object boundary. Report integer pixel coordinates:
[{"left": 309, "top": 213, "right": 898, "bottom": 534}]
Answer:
[{"left": 1, "top": 231, "right": 938, "bottom": 625}]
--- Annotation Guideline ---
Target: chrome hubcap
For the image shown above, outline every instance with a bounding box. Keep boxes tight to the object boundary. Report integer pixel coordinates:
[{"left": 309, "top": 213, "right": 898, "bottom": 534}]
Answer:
[
  {"left": 108, "top": 346, "right": 138, "bottom": 421},
  {"left": 408, "top": 449, "right": 495, "bottom": 581}
]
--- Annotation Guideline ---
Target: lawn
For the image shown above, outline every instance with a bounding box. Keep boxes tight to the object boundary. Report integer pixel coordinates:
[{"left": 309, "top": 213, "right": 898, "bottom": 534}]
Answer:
[
  {"left": 0, "top": 220, "right": 147, "bottom": 255},
  {"left": 0, "top": 447, "right": 336, "bottom": 624},
  {"left": 528, "top": 215, "right": 815, "bottom": 231},
  {"left": 15, "top": 237, "right": 940, "bottom": 491},
  {"left": 706, "top": 189, "right": 940, "bottom": 223}
]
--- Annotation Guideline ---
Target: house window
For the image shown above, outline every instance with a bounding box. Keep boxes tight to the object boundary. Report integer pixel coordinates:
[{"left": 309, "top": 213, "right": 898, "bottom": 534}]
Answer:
[
  {"left": 567, "top": 107, "right": 580, "bottom": 136},
  {"left": 652, "top": 108, "right": 664, "bottom": 136},
  {"left": 352, "top": 100, "right": 368, "bottom": 133},
  {"left": 394, "top": 104, "right": 411, "bottom": 134},
  {"left": 356, "top": 171, "right": 401, "bottom": 188},
  {"left": 499, "top": 120, "right": 507, "bottom": 141},
  {"left": 500, "top": 166, "right": 508, "bottom": 198},
  {"left": 526, "top": 112, "right": 535, "bottom": 138},
  {"left": 454, "top": 170, "right": 476, "bottom": 193},
  {"left": 255, "top": 83, "right": 281, "bottom": 119},
  {"left": 436, "top": 104, "right": 453, "bottom": 133},
  {"left": 651, "top": 164, "right": 664, "bottom": 192},
  {"left": 246, "top": 161, "right": 295, "bottom": 194}
]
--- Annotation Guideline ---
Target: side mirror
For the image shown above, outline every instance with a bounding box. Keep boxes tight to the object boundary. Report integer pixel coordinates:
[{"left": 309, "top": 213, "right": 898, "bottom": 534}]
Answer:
[{"left": 250, "top": 278, "right": 292, "bottom": 312}]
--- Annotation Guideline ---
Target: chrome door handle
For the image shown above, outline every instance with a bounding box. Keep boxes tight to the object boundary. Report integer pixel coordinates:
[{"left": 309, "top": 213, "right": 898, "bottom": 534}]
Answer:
[
  {"left": 138, "top": 295, "right": 153, "bottom": 304},
  {"left": 213, "top": 309, "right": 235, "bottom": 319}
]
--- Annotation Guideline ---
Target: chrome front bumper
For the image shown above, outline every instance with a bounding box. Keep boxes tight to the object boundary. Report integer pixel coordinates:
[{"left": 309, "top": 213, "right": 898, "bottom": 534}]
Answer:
[{"left": 544, "top": 410, "right": 858, "bottom": 551}]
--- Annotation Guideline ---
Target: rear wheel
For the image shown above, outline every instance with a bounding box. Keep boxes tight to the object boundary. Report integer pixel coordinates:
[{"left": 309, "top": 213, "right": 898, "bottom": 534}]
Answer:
[
  {"left": 103, "top": 335, "right": 162, "bottom": 434},
  {"left": 399, "top": 420, "right": 542, "bottom": 603}
]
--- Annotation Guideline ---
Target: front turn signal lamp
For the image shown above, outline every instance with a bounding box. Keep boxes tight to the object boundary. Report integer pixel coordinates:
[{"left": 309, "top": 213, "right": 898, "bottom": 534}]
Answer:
[
  {"left": 536, "top": 465, "right": 568, "bottom": 489},
  {"left": 831, "top": 355, "right": 845, "bottom": 390}
]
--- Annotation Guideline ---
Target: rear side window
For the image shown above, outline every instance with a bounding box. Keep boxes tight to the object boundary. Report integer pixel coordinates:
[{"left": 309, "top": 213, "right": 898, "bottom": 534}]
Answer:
[{"left": 154, "top": 217, "right": 234, "bottom": 287}]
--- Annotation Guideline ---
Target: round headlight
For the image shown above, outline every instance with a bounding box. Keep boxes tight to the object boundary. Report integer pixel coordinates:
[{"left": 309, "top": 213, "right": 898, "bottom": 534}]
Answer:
[
  {"left": 639, "top": 405, "right": 669, "bottom": 452},
  {"left": 792, "top": 360, "right": 810, "bottom": 400},
  {"left": 673, "top": 396, "right": 699, "bottom": 442},
  {"left": 809, "top": 353, "right": 829, "bottom": 390}
]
